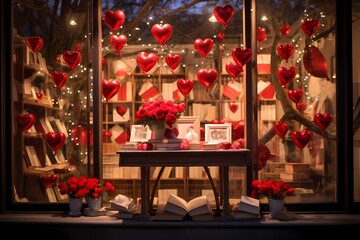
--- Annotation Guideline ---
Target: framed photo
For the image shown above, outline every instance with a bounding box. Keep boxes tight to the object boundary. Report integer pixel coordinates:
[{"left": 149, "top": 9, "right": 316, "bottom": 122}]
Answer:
[
  {"left": 177, "top": 116, "right": 200, "bottom": 138},
  {"left": 130, "top": 125, "right": 151, "bottom": 142},
  {"left": 205, "top": 123, "right": 232, "bottom": 143}
]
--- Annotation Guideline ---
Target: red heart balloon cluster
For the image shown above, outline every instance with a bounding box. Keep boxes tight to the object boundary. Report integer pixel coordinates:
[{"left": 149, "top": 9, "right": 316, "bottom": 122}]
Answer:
[
  {"left": 232, "top": 47, "right": 252, "bottom": 66},
  {"left": 110, "top": 34, "right": 127, "bottom": 54},
  {"left": 303, "top": 46, "right": 329, "bottom": 79},
  {"left": 277, "top": 44, "right": 294, "bottom": 61},
  {"left": 277, "top": 66, "right": 296, "bottom": 87},
  {"left": 165, "top": 54, "right": 181, "bottom": 71},
  {"left": 225, "top": 61, "right": 243, "bottom": 79},
  {"left": 51, "top": 71, "right": 68, "bottom": 89},
  {"left": 40, "top": 174, "right": 58, "bottom": 190},
  {"left": 194, "top": 38, "right": 214, "bottom": 59},
  {"left": 301, "top": 19, "right": 320, "bottom": 37},
  {"left": 197, "top": 69, "right": 218, "bottom": 90},
  {"left": 314, "top": 113, "right": 332, "bottom": 130},
  {"left": 102, "top": 79, "right": 120, "bottom": 102},
  {"left": 103, "top": 10, "right": 125, "bottom": 31},
  {"left": 288, "top": 89, "right": 304, "bottom": 104},
  {"left": 213, "top": 5, "right": 234, "bottom": 29},
  {"left": 116, "top": 105, "right": 127, "bottom": 118},
  {"left": 46, "top": 132, "right": 66, "bottom": 151},
  {"left": 17, "top": 113, "right": 36, "bottom": 132},
  {"left": 257, "top": 27, "right": 267, "bottom": 43},
  {"left": 27, "top": 36, "right": 43, "bottom": 53},
  {"left": 177, "top": 79, "right": 194, "bottom": 97},
  {"left": 273, "top": 121, "right": 288, "bottom": 138},
  {"left": 291, "top": 129, "right": 312, "bottom": 149},
  {"left": 280, "top": 24, "right": 290, "bottom": 37},
  {"left": 151, "top": 24, "right": 173, "bottom": 46},
  {"left": 63, "top": 51, "right": 81, "bottom": 71},
  {"left": 136, "top": 52, "right": 159, "bottom": 73}
]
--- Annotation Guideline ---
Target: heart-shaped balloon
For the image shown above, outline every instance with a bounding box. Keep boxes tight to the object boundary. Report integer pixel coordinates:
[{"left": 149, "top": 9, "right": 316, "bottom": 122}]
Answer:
[
  {"left": 232, "top": 119, "right": 245, "bottom": 140},
  {"left": 26, "top": 36, "right": 43, "bottom": 53},
  {"left": 103, "top": 9, "right": 125, "bottom": 31},
  {"left": 46, "top": 132, "right": 66, "bottom": 151},
  {"left": 291, "top": 129, "right": 312, "bottom": 149},
  {"left": 257, "top": 27, "right": 267, "bottom": 43},
  {"left": 303, "top": 46, "right": 329, "bottom": 79},
  {"left": 314, "top": 113, "right": 332, "bottom": 130},
  {"left": 136, "top": 52, "right": 159, "bottom": 73},
  {"left": 165, "top": 54, "right": 181, "bottom": 71},
  {"left": 277, "top": 66, "right": 296, "bottom": 87},
  {"left": 194, "top": 38, "right": 214, "bottom": 59},
  {"left": 63, "top": 51, "right": 81, "bottom": 71},
  {"left": 232, "top": 47, "right": 252, "bottom": 66},
  {"left": 229, "top": 102, "right": 239, "bottom": 113},
  {"left": 116, "top": 105, "right": 127, "bottom": 118},
  {"left": 296, "top": 102, "right": 307, "bottom": 113},
  {"left": 151, "top": 23, "right": 173, "bottom": 46},
  {"left": 17, "top": 113, "right": 36, "bottom": 132},
  {"left": 197, "top": 69, "right": 218, "bottom": 90},
  {"left": 217, "top": 32, "right": 224, "bottom": 44},
  {"left": 110, "top": 34, "right": 127, "bottom": 53},
  {"left": 177, "top": 79, "right": 194, "bottom": 97},
  {"left": 273, "top": 121, "right": 288, "bottom": 138},
  {"left": 102, "top": 79, "right": 120, "bottom": 102},
  {"left": 225, "top": 61, "right": 243, "bottom": 79},
  {"left": 213, "top": 5, "right": 234, "bottom": 29},
  {"left": 280, "top": 24, "right": 290, "bottom": 37},
  {"left": 301, "top": 19, "right": 320, "bottom": 37},
  {"left": 277, "top": 44, "right": 294, "bottom": 61},
  {"left": 288, "top": 89, "right": 304, "bottom": 104},
  {"left": 51, "top": 71, "right": 68, "bottom": 89},
  {"left": 36, "top": 93, "right": 43, "bottom": 100}
]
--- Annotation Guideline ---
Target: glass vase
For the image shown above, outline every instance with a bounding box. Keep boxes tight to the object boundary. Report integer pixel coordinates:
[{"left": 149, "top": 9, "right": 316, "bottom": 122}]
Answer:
[{"left": 268, "top": 199, "right": 284, "bottom": 218}]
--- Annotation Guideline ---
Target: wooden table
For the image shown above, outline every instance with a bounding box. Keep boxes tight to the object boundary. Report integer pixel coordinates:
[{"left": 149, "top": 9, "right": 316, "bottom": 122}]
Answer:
[{"left": 117, "top": 149, "right": 252, "bottom": 220}]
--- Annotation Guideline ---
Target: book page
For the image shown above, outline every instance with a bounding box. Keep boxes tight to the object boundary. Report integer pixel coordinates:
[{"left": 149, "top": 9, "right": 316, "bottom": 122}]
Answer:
[
  {"left": 167, "top": 193, "right": 188, "bottom": 210},
  {"left": 187, "top": 195, "right": 208, "bottom": 211}
]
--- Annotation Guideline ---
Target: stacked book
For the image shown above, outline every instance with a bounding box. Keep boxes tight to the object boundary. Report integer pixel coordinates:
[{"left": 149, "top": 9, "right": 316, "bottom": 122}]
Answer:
[
  {"left": 107, "top": 194, "right": 139, "bottom": 219},
  {"left": 233, "top": 195, "right": 261, "bottom": 220},
  {"left": 149, "top": 138, "right": 183, "bottom": 150}
]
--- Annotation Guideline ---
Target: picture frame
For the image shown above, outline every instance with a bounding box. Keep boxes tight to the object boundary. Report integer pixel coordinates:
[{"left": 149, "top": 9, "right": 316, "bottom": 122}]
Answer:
[
  {"left": 177, "top": 115, "right": 200, "bottom": 138},
  {"left": 205, "top": 123, "right": 232, "bottom": 143},
  {"left": 130, "top": 125, "right": 151, "bottom": 142}
]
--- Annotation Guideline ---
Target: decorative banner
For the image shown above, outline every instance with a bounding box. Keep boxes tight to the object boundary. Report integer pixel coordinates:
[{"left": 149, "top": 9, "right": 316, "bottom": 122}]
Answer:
[
  {"left": 225, "top": 61, "right": 243, "bottom": 79},
  {"left": 110, "top": 34, "right": 127, "bottom": 54},
  {"left": 194, "top": 38, "right": 214, "bottom": 59},
  {"left": 232, "top": 47, "right": 252, "bottom": 66},
  {"left": 165, "top": 54, "right": 181, "bottom": 71},
  {"left": 257, "top": 27, "right": 267, "bottom": 43},
  {"left": 103, "top": 9, "right": 125, "bottom": 31},
  {"left": 17, "top": 113, "right": 36, "bottom": 132},
  {"left": 276, "top": 66, "right": 296, "bottom": 87},
  {"left": 197, "top": 68, "right": 218, "bottom": 91},
  {"left": 273, "top": 121, "right": 288, "bottom": 138},
  {"left": 45, "top": 132, "right": 66, "bottom": 151},
  {"left": 301, "top": 19, "right": 320, "bottom": 37},
  {"left": 62, "top": 51, "right": 81, "bottom": 71},
  {"left": 151, "top": 23, "right": 173, "bottom": 46},
  {"left": 26, "top": 36, "right": 43, "bottom": 53},
  {"left": 102, "top": 79, "right": 120, "bottom": 102},
  {"left": 277, "top": 43, "right": 294, "bottom": 61},
  {"left": 177, "top": 79, "right": 194, "bottom": 97},
  {"left": 51, "top": 71, "right": 68, "bottom": 89},
  {"left": 291, "top": 129, "right": 312, "bottom": 149},
  {"left": 136, "top": 52, "right": 159, "bottom": 73},
  {"left": 228, "top": 102, "right": 239, "bottom": 113},
  {"left": 213, "top": 5, "right": 234, "bottom": 29},
  {"left": 303, "top": 45, "right": 329, "bottom": 79},
  {"left": 280, "top": 24, "right": 290, "bottom": 37},
  {"left": 288, "top": 89, "right": 304, "bottom": 104},
  {"left": 314, "top": 113, "right": 332, "bottom": 130},
  {"left": 116, "top": 105, "right": 127, "bottom": 118}
]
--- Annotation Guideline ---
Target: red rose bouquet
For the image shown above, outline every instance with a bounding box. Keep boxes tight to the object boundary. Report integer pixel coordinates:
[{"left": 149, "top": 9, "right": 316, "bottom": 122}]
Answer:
[{"left": 250, "top": 179, "right": 295, "bottom": 200}]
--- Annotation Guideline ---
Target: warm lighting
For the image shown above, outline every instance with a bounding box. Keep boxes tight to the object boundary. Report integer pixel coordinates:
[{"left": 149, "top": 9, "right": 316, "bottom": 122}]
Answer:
[
  {"left": 261, "top": 15, "right": 268, "bottom": 21},
  {"left": 209, "top": 15, "right": 217, "bottom": 23},
  {"left": 69, "top": 20, "right": 77, "bottom": 26}
]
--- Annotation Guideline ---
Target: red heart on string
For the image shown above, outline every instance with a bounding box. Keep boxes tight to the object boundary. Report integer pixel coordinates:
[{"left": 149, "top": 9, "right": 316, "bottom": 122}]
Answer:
[
  {"left": 197, "top": 69, "right": 218, "bottom": 90},
  {"left": 277, "top": 44, "right": 294, "bottom": 61},
  {"left": 103, "top": 129, "right": 112, "bottom": 138},
  {"left": 288, "top": 89, "right": 304, "bottom": 104},
  {"left": 303, "top": 46, "right": 329, "bottom": 79},
  {"left": 103, "top": 10, "right": 125, "bottom": 31},
  {"left": 17, "top": 113, "right": 36, "bottom": 132},
  {"left": 51, "top": 71, "right": 68, "bottom": 89},
  {"left": 46, "top": 132, "right": 66, "bottom": 151},
  {"left": 63, "top": 51, "right": 81, "bottom": 71},
  {"left": 301, "top": 19, "right": 320, "bottom": 37},
  {"left": 136, "top": 52, "right": 159, "bottom": 73},
  {"left": 40, "top": 174, "right": 58, "bottom": 189},
  {"left": 217, "top": 32, "right": 224, "bottom": 44},
  {"left": 36, "top": 93, "right": 43, "bottom": 100},
  {"left": 110, "top": 34, "right": 127, "bottom": 53},
  {"left": 177, "top": 79, "right": 194, "bottom": 97},
  {"left": 296, "top": 102, "right": 307, "bottom": 113},
  {"left": 232, "top": 47, "right": 253, "bottom": 66},
  {"left": 116, "top": 105, "right": 127, "bottom": 117},
  {"left": 276, "top": 66, "right": 296, "bottom": 87},
  {"left": 213, "top": 5, "right": 234, "bottom": 28},
  {"left": 291, "top": 129, "right": 312, "bottom": 149},
  {"left": 151, "top": 24, "right": 173, "bottom": 46},
  {"left": 27, "top": 36, "right": 43, "bottom": 53},
  {"left": 232, "top": 119, "right": 245, "bottom": 140},
  {"left": 228, "top": 103, "right": 239, "bottom": 113},
  {"left": 273, "top": 121, "right": 288, "bottom": 138},
  {"left": 194, "top": 38, "right": 214, "bottom": 59},
  {"left": 280, "top": 24, "right": 291, "bottom": 37},
  {"left": 102, "top": 79, "right": 120, "bottom": 102},
  {"left": 225, "top": 61, "right": 243, "bottom": 79},
  {"left": 257, "top": 27, "right": 267, "bottom": 43},
  {"left": 314, "top": 113, "right": 332, "bottom": 130},
  {"left": 165, "top": 54, "right": 181, "bottom": 71}
]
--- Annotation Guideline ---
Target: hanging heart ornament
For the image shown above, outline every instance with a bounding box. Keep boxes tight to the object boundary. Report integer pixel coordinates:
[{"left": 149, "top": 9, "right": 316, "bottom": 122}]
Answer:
[
  {"left": 257, "top": 27, "right": 267, "bottom": 43},
  {"left": 232, "top": 47, "right": 252, "bottom": 66},
  {"left": 213, "top": 5, "right": 234, "bottom": 29},
  {"left": 177, "top": 79, "right": 194, "bottom": 97},
  {"left": 273, "top": 121, "right": 288, "bottom": 138},
  {"left": 288, "top": 89, "right": 304, "bottom": 104},
  {"left": 46, "top": 132, "right": 66, "bottom": 151},
  {"left": 116, "top": 105, "right": 127, "bottom": 118},
  {"left": 26, "top": 36, "right": 43, "bottom": 53},
  {"left": 225, "top": 61, "right": 243, "bottom": 79},
  {"left": 51, "top": 71, "right": 68, "bottom": 89},
  {"left": 301, "top": 19, "right": 320, "bottom": 37},
  {"left": 136, "top": 52, "right": 159, "bottom": 73},
  {"left": 110, "top": 34, "right": 127, "bottom": 53},
  {"left": 291, "top": 129, "right": 312, "bottom": 149},
  {"left": 303, "top": 45, "right": 329, "bottom": 79},
  {"left": 151, "top": 23, "right": 173, "bottom": 46},
  {"left": 17, "top": 113, "right": 36, "bottom": 132},
  {"left": 280, "top": 24, "right": 290, "bottom": 37},
  {"left": 314, "top": 113, "right": 332, "bottom": 130},
  {"left": 63, "top": 51, "right": 81, "bottom": 71},
  {"left": 277, "top": 66, "right": 296, "bottom": 87},
  {"left": 102, "top": 79, "right": 120, "bottom": 102},
  {"left": 165, "top": 54, "right": 181, "bottom": 71},
  {"left": 36, "top": 93, "right": 43, "bottom": 100},
  {"left": 197, "top": 69, "right": 218, "bottom": 90},
  {"left": 103, "top": 9, "right": 125, "bottom": 31},
  {"left": 277, "top": 44, "right": 294, "bottom": 61},
  {"left": 194, "top": 38, "right": 214, "bottom": 59},
  {"left": 228, "top": 103, "right": 239, "bottom": 113}
]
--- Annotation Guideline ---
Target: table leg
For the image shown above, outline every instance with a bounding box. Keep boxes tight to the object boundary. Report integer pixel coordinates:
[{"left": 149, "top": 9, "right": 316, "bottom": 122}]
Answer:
[
  {"left": 222, "top": 165, "right": 233, "bottom": 220},
  {"left": 140, "top": 166, "right": 149, "bottom": 220}
]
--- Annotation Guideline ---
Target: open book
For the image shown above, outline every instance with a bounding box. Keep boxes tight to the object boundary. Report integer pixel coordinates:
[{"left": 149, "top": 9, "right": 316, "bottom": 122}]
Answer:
[
  {"left": 233, "top": 195, "right": 260, "bottom": 220},
  {"left": 109, "top": 194, "right": 138, "bottom": 213},
  {"left": 164, "top": 194, "right": 213, "bottom": 217}
]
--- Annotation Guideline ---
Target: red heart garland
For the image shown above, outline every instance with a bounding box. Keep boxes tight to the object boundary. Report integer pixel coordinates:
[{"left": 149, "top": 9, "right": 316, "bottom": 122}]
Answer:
[
  {"left": 17, "top": 113, "right": 36, "bottom": 132},
  {"left": 213, "top": 5, "right": 234, "bottom": 29},
  {"left": 63, "top": 51, "right": 81, "bottom": 71},
  {"left": 40, "top": 174, "right": 58, "bottom": 189},
  {"left": 232, "top": 47, "right": 253, "bottom": 66},
  {"left": 288, "top": 89, "right": 304, "bottom": 104},
  {"left": 177, "top": 79, "right": 194, "bottom": 97},
  {"left": 276, "top": 66, "right": 296, "bottom": 87},
  {"left": 296, "top": 102, "right": 307, "bottom": 114},
  {"left": 280, "top": 24, "right": 290, "bottom": 37},
  {"left": 303, "top": 46, "right": 329, "bottom": 79},
  {"left": 110, "top": 34, "right": 127, "bottom": 53},
  {"left": 27, "top": 36, "right": 43, "bottom": 53},
  {"left": 36, "top": 93, "right": 43, "bottom": 100},
  {"left": 103, "top": 10, "right": 125, "bottom": 31},
  {"left": 228, "top": 102, "right": 239, "bottom": 113},
  {"left": 273, "top": 121, "right": 288, "bottom": 138},
  {"left": 136, "top": 52, "right": 159, "bottom": 73},
  {"left": 225, "top": 61, "right": 243, "bottom": 79},
  {"left": 314, "top": 113, "right": 332, "bottom": 130},
  {"left": 102, "top": 79, "right": 120, "bottom": 102},
  {"left": 194, "top": 38, "right": 214, "bottom": 59},
  {"left": 291, "top": 129, "right": 312, "bottom": 149},
  {"left": 46, "top": 132, "right": 66, "bottom": 151},
  {"left": 301, "top": 19, "right": 320, "bottom": 37},
  {"left": 116, "top": 105, "right": 127, "bottom": 118},
  {"left": 277, "top": 44, "right": 294, "bottom": 61},
  {"left": 151, "top": 24, "right": 173, "bottom": 46},
  {"left": 197, "top": 69, "right": 218, "bottom": 90},
  {"left": 165, "top": 54, "right": 181, "bottom": 71},
  {"left": 257, "top": 27, "right": 267, "bottom": 43},
  {"left": 51, "top": 71, "right": 68, "bottom": 89}
]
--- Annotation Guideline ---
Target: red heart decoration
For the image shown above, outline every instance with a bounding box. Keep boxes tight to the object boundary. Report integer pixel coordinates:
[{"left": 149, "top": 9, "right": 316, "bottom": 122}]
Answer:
[
  {"left": 225, "top": 61, "right": 243, "bottom": 79},
  {"left": 46, "top": 132, "right": 66, "bottom": 151},
  {"left": 229, "top": 103, "right": 239, "bottom": 113},
  {"left": 102, "top": 79, "right": 120, "bottom": 102},
  {"left": 63, "top": 51, "right": 81, "bottom": 71},
  {"left": 151, "top": 24, "right": 173, "bottom": 46},
  {"left": 165, "top": 54, "right": 181, "bottom": 71},
  {"left": 197, "top": 69, "right": 218, "bottom": 90},
  {"left": 27, "top": 36, "right": 43, "bottom": 53},
  {"left": 103, "top": 129, "right": 112, "bottom": 138},
  {"left": 213, "top": 5, "right": 234, "bottom": 28},
  {"left": 301, "top": 19, "right": 320, "bottom": 37},
  {"left": 276, "top": 66, "right": 296, "bottom": 87},
  {"left": 232, "top": 119, "right": 245, "bottom": 140},
  {"left": 280, "top": 24, "right": 291, "bottom": 37},
  {"left": 257, "top": 27, "right": 267, "bottom": 43},
  {"left": 17, "top": 113, "right": 36, "bottom": 132},
  {"left": 177, "top": 79, "right": 194, "bottom": 97},
  {"left": 40, "top": 174, "right": 58, "bottom": 189},
  {"left": 314, "top": 113, "right": 332, "bottom": 130},
  {"left": 217, "top": 32, "right": 224, "bottom": 44},
  {"left": 116, "top": 105, "right": 127, "bottom": 118},
  {"left": 110, "top": 34, "right": 127, "bottom": 53},
  {"left": 273, "top": 121, "right": 288, "bottom": 138},
  {"left": 303, "top": 46, "right": 329, "bottom": 79},
  {"left": 277, "top": 44, "right": 294, "bottom": 61},
  {"left": 136, "top": 52, "right": 159, "bottom": 73},
  {"left": 288, "top": 89, "right": 304, "bottom": 104},
  {"left": 291, "top": 129, "right": 312, "bottom": 149},
  {"left": 103, "top": 10, "right": 125, "bottom": 31},
  {"left": 51, "top": 71, "right": 68, "bottom": 89},
  {"left": 36, "top": 93, "right": 43, "bottom": 100},
  {"left": 296, "top": 102, "right": 307, "bottom": 113},
  {"left": 194, "top": 38, "right": 214, "bottom": 59},
  {"left": 232, "top": 47, "right": 252, "bottom": 66}
]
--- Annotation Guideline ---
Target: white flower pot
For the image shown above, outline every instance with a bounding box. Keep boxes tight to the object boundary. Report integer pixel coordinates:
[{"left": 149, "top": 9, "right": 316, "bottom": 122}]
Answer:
[{"left": 268, "top": 199, "right": 284, "bottom": 218}]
